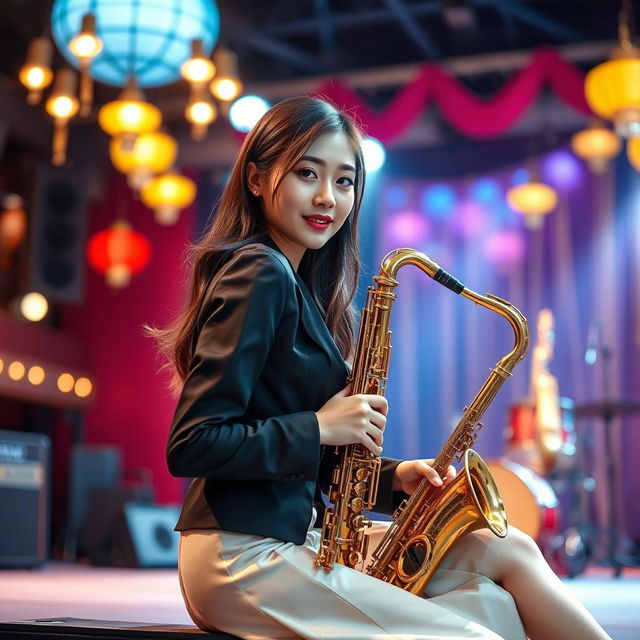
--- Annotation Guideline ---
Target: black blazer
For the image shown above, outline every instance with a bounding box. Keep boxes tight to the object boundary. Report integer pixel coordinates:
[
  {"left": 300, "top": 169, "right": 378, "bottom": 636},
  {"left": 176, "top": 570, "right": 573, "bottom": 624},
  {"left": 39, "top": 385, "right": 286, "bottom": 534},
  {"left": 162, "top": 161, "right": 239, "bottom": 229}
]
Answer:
[{"left": 167, "top": 236, "right": 404, "bottom": 544}]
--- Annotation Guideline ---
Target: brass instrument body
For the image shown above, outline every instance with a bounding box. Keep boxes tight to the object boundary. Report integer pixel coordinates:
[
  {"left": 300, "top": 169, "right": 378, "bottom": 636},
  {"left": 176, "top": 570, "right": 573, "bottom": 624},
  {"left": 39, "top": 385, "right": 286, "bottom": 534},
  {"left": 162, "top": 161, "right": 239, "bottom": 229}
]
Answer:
[
  {"left": 363, "top": 249, "right": 530, "bottom": 595},
  {"left": 315, "top": 283, "right": 393, "bottom": 569}
]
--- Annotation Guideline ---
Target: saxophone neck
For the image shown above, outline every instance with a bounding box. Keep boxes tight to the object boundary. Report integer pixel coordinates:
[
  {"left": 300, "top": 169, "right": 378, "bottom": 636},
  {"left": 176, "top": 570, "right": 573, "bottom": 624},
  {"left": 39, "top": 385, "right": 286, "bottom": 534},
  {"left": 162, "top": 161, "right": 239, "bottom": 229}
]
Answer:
[
  {"left": 461, "top": 289, "right": 530, "bottom": 373},
  {"left": 379, "top": 248, "right": 530, "bottom": 371}
]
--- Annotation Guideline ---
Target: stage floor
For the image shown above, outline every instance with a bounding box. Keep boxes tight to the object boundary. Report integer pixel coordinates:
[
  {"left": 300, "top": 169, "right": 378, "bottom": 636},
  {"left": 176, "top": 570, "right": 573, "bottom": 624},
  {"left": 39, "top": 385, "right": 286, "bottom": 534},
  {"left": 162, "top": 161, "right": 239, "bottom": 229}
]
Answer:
[{"left": 0, "top": 562, "right": 639, "bottom": 639}]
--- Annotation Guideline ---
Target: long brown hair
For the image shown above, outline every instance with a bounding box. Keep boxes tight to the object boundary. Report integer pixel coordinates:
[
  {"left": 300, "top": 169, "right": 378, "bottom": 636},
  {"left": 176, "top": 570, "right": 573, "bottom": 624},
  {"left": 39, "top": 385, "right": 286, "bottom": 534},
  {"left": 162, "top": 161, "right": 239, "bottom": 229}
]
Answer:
[{"left": 151, "top": 96, "right": 366, "bottom": 393}]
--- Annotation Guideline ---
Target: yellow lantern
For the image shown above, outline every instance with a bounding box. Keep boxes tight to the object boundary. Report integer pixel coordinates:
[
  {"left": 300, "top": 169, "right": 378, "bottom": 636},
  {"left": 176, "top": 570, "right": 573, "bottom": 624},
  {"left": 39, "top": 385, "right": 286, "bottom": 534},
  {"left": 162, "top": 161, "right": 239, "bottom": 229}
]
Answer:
[
  {"left": 585, "top": 8, "right": 640, "bottom": 137},
  {"left": 45, "top": 68, "right": 80, "bottom": 166},
  {"left": 109, "top": 131, "right": 178, "bottom": 188},
  {"left": 571, "top": 123, "right": 621, "bottom": 173},
  {"left": 209, "top": 47, "right": 243, "bottom": 102},
  {"left": 506, "top": 181, "right": 557, "bottom": 230},
  {"left": 19, "top": 37, "right": 54, "bottom": 105},
  {"left": 98, "top": 77, "right": 162, "bottom": 150},
  {"left": 140, "top": 171, "right": 196, "bottom": 225}
]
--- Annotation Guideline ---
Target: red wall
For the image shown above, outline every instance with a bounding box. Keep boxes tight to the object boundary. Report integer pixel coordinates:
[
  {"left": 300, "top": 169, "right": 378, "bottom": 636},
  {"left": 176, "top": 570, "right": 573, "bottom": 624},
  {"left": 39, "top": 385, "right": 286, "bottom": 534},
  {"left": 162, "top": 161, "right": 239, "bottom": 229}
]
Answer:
[{"left": 61, "top": 171, "right": 195, "bottom": 504}]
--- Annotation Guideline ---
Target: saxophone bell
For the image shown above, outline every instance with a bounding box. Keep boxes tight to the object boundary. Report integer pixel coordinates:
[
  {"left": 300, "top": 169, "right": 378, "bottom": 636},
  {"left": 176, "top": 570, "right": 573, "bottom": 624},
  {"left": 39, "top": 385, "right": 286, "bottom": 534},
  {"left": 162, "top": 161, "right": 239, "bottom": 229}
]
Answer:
[{"left": 393, "top": 449, "right": 507, "bottom": 593}]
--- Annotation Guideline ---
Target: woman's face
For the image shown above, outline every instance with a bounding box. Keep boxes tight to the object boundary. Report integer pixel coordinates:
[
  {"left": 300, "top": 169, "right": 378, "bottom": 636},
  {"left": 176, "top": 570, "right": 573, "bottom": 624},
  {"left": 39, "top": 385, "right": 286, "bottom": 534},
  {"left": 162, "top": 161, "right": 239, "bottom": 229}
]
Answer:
[{"left": 252, "top": 131, "right": 357, "bottom": 271}]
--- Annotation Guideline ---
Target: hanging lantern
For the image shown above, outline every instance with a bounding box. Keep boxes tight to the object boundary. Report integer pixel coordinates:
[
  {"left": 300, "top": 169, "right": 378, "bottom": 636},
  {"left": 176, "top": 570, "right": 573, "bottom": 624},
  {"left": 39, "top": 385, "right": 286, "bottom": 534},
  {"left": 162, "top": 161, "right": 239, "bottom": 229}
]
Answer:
[
  {"left": 140, "top": 171, "right": 196, "bottom": 225},
  {"left": 19, "top": 37, "right": 54, "bottom": 105},
  {"left": 185, "top": 84, "right": 217, "bottom": 140},
  {"left": 0, "top": 195, "right": 27, "bottom": 269},
  {"left": 625, "top": 136, "right": 640, "bottom": 170},
  {"left": 68, "top": 13, "right": 103, "bottom": 116},
  {"left": 87, "top": 220, "right": 151, "bottom": 288},
  {"left": 181, "top": 39, "right": 216, "bottom": 86},
  {"left": 585, "top": 3, "right": 640, "bottom": 137},
  {"left": 51, "top": 0, "right": 220, "bottom": 88},
  {"left": 45, "top": 68, "right": 80, "bottom": 166},
  {"left": 98, "top": 76, "right": 162, "bottom": 150},
  {"left": 209, "top": 47, "right": 243, "bottom": 102},
  {"left": 109, "top": 131, "right": 178, "bottom": 188},
  {"left": 506, "top": 181, "right": 558, "bottom": 230},
  {"left": 571, "top": 123, "right": 621, "bottom": 173}
]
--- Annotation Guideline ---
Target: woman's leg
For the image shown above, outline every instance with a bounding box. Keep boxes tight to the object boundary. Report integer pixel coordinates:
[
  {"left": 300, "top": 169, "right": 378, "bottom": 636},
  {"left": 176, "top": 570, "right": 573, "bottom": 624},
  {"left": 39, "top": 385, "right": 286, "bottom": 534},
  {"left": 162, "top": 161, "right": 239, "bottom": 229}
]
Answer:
[
  {"left": 179, "top": 527, "right": 512, "bottom": 640},
  {"left": 442, "top": 527, "right": 611, "bottom": 640}
]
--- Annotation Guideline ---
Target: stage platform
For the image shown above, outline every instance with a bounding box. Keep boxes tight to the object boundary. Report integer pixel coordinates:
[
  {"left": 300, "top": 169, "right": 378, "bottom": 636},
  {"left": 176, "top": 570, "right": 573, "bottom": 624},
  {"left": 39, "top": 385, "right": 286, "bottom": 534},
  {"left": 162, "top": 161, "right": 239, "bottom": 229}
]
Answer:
[{"left": 1, "top": 562, "right": 639, "bottom": 639}]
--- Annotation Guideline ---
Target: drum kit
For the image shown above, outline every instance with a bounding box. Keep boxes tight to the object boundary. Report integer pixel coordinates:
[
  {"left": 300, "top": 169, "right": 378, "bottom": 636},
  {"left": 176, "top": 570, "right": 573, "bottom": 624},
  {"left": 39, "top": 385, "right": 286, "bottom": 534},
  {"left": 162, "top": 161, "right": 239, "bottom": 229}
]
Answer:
[
  {"left": 494, "top": 397, "right": 640, "bottom": 577},
  {"left": 487, "top": 309, "right": 640, "bottom": 577}
]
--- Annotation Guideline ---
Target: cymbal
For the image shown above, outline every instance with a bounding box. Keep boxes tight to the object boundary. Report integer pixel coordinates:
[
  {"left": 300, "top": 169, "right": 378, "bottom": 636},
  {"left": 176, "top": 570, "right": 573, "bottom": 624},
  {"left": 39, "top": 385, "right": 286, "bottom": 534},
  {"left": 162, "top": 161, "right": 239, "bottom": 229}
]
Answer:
[{"left": 574, "top": 400, "right": 640, "bottom": 418}]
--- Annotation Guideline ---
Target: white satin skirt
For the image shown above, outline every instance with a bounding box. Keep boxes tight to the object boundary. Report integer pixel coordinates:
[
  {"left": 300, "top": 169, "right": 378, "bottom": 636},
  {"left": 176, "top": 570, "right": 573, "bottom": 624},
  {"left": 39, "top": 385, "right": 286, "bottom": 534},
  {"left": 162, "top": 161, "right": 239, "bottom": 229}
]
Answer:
[{"left": 178, "top": 516, "right": 527, "bottom": 640}]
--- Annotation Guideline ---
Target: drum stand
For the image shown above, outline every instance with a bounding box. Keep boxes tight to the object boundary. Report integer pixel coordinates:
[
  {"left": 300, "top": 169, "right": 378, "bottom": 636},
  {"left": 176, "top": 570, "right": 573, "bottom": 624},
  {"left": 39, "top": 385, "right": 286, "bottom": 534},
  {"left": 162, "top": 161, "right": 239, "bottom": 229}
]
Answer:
[{"left": 572, "top": 399, "right": 640, "bottom": 577}]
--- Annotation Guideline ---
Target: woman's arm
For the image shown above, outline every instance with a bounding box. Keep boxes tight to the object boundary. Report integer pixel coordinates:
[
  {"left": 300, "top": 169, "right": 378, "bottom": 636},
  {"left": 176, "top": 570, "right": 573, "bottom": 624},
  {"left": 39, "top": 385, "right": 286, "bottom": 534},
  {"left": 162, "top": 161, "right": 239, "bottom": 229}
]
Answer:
[{"left": 166, "top": 246, "right": 321, "bottom": 482}]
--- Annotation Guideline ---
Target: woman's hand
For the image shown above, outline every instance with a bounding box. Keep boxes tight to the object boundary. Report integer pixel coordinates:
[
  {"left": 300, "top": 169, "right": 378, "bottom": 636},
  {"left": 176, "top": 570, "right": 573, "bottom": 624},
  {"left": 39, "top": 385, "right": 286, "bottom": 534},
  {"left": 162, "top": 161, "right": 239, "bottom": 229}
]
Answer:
[
  {"left": 392, "top": 459, "right": 457, "bottom": 494},
  {"left": 315, "top": 384, "right": 387, "bottom": 456}
]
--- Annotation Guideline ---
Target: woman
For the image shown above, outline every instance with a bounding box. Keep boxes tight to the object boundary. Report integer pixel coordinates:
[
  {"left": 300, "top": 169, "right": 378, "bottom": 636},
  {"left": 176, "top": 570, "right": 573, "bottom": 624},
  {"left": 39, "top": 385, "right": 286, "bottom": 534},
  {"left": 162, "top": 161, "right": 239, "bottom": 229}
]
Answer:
[{"left": 155, "top": 97, "right": 610, "bottom": 640}]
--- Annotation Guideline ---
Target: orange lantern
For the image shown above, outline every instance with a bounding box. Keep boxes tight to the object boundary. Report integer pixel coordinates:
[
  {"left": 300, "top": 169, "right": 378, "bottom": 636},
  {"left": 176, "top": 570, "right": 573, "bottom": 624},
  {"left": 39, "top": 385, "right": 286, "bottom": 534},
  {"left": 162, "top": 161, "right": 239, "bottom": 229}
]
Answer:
[
  {"left": 626, "top": 136, "right": 640, "bottom": 170},
  {"left": 506, "top": 181, "right": 558, "bottom": 230},
  {"left": 87, "top": 220, "right": 151, "bottom": 288},
  {"left": 571, "top": 123, "right": 621, "bottom": 173}
]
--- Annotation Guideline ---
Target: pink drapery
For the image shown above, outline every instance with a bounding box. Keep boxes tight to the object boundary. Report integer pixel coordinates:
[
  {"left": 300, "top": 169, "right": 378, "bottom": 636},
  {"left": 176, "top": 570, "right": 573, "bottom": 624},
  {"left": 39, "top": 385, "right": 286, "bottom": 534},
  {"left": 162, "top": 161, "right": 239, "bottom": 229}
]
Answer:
[
  {"left": 314, "top": 46, "right": 592, "bottom": 141},
  {"left": 233, "top": 46, "right": 592, "bottom": 144}
]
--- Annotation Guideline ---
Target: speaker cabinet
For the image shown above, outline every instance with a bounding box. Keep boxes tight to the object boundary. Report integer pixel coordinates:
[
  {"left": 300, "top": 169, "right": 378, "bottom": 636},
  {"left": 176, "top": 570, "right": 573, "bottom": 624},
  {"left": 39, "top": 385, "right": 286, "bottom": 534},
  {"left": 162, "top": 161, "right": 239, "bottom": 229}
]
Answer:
[
  {"left": 105, "top": 503, "right": 181, "bottom": 568},
  {"left": 28, "top": 166, "right": 88, "bottom": 304},
  {"left": 0, "top": 429, "right": 50, "bottom": 567}
]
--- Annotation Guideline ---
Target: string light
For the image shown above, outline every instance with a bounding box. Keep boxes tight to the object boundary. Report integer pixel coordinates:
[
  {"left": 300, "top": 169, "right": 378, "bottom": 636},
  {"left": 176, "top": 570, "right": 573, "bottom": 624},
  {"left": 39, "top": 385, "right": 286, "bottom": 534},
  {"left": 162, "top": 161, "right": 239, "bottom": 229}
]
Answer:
[
  {"left": 44, "top": 68, "right": 79, "bottom": 165},
  {"left": 19, "top": 37, "right": 54, "bottom": 105},
  {"left": 68, "top": 13, "right": 103, "bottom": 116},
  {"left": 185, "top": 84, "right": 217, "bottom": 140}
]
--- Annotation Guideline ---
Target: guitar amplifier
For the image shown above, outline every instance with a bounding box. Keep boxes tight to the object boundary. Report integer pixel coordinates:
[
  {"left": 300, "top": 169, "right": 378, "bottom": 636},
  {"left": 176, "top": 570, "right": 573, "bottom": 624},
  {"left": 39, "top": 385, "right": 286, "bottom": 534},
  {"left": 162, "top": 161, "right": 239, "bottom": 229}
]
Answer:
[{"left": 0, "top": 429, "right": 50, "bottom": 567}]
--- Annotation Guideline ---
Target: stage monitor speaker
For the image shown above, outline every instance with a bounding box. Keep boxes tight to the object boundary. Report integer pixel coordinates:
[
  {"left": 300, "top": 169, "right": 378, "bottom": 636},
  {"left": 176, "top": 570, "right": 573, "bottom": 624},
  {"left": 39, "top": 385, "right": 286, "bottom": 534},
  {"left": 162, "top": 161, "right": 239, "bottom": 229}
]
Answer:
[
  {"left": 28, "top": 165, "right": 88, "bottom": 304},
  {"left": 110, "top": 503, "right": 181, "bottom": 568},
  {"left": 0, "top": 429, "right": 50, "bottom": 568}
]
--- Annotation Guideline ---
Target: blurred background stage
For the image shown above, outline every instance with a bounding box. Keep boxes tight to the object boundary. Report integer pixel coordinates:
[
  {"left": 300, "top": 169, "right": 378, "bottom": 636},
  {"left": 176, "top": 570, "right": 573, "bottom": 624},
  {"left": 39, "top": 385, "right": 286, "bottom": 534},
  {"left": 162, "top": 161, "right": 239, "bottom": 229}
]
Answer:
[{"left": 1, "top": 0, "right": 640, "bottom": 638}]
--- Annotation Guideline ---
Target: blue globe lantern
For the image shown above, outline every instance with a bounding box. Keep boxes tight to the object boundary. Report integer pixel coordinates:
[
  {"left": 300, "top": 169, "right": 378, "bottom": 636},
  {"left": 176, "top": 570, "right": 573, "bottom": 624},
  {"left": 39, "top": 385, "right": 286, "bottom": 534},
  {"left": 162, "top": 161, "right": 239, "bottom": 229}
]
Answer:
[{"left": 51, "top": 0, "right": 220, "bottom": 88}]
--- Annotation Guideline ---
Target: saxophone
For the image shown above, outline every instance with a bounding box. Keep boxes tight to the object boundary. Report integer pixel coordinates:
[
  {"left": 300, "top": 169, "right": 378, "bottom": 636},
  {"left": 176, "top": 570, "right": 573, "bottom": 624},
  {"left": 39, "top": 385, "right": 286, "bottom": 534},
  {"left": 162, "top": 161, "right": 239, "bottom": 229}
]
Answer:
[
  {"left": 314, "top": 270, "right": 390, "bottom": 569},
  {"left": 365, "top": 249, "right": 530, "bottom": 595}
]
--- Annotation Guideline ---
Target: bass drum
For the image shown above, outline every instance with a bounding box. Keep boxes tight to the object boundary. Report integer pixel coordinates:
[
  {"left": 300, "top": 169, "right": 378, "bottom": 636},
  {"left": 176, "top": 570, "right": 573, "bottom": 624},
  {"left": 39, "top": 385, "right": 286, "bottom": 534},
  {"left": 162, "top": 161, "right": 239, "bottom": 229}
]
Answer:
[{"left": 487, "top": 459, "right": 559, "bottom": 544}]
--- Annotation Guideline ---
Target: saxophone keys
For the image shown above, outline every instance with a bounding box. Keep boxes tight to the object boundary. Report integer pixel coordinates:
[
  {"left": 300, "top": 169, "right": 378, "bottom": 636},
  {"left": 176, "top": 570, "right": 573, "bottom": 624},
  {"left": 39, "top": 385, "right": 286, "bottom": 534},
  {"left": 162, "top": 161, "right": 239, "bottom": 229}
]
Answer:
[
  {"left": 355, "top": 467, "right": 370, "bottom": 481},
  {"left": 353, "top": 481, "right": 366, "bottom": 496},
  {"left": 350, "top": 497, "right": 364, "bottom": 512}
]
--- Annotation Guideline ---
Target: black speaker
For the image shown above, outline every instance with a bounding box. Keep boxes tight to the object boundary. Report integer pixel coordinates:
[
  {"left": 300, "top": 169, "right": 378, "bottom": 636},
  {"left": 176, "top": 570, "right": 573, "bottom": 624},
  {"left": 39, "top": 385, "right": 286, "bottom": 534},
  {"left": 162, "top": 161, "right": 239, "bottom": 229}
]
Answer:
[
  {"left": 0, "top": 429, "right": 50, "bottom": 567},
  {"left": 107, "top": 503, "right": 181, "bottom": 568},
  {"left": 64, "top": 445, "right": 121, "bottom": 559},
  {"left": 28, "top": 165, "right": 88, "bottom": 304},
  {"left": 83, "top": 484, "right": 153, "bottom": 566}
]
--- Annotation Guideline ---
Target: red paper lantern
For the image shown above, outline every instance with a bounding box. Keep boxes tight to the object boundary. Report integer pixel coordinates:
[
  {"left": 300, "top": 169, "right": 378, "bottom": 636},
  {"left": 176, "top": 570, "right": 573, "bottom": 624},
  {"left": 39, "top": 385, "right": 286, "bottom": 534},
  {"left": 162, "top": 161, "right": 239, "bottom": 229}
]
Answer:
[
  {"left": 0, "top": 198, "right": 27, "bottom": 268},
  {"left": 87, "top": 220, "right": 151, "bottom": 288}
]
